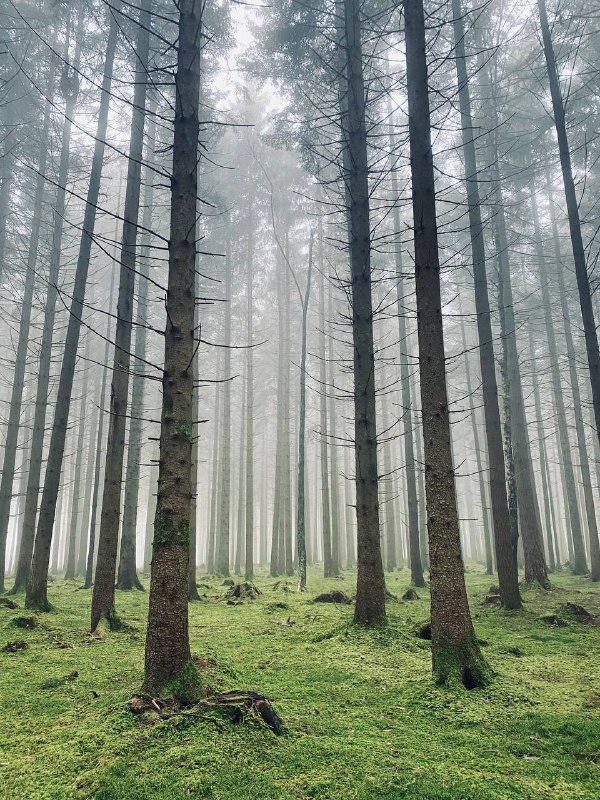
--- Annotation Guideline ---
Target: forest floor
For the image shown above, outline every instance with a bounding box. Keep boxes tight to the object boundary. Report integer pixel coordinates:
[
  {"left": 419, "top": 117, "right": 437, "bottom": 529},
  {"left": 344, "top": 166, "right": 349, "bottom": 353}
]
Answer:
[{"left": 1, "top": 568, "right": 599, "bottom": 800}]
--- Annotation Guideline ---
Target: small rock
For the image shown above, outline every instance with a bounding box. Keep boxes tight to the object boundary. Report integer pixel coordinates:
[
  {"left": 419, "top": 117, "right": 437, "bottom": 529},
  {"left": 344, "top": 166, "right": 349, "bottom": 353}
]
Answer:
[
  {"left": 11, "top": 616, "right": 38, "bottom": 630},
  {"left": 0, "top": 598, "right": 18, "bottom": 609},
  {"left": 312, "top": 591, "right": 352, "bottom": 604},
  {"left": 402, "top": 589, "right": 419, "bottom": 601}
]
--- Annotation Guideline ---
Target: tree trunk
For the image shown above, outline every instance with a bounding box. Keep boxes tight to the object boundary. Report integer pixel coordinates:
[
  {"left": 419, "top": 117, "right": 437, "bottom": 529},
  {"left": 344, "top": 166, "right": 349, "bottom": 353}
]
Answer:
[
  {"left": 546, "top": 175, "right": 600, "bottom": 580},
  {"left": 26, "top": 4, "right": 120, "bottom": 611},
  {"left": 118, "top": 92, "right": 157, "bottom": 591},
  {"left": 342, "top": 0, "right": 386, "bottom": 625},
  {"left": 142, "top": 0, "right": 202, "bottom": 699},
  {"left": 537, "top": 0, "right": 600, "bottom": 470},
  {"left": 245, "top": 213, "right": 255, "bottom": 581},
  {"left": 530, "top": 179, "right": 587, "bottom": 574},
  {"left": 318, "top": 228, "right": 333, "bottom": 578},
  {"left": 296, "top": 233, "right": 314, "bottom": 590},
  {"left": 451, "top": 0, "right": 520, "bottom": 607},
  {"left": 328, "top": 278, "right": 341, "bottom": 574},
  {"left": 0, "top": 70, "right": 54, "bottom": 593},
  {"left": 92, "top": 0, "right": 151, "bottom": 628},
  {"left": 218, "top": 225, "right": 232, "bottom": 576},
  {"left": 404, "top": 0, "right": 489, "bottom": 686}
]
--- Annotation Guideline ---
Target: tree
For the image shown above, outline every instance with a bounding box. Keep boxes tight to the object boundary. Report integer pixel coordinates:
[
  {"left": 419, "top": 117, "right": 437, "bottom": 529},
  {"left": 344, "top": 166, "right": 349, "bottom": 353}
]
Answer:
[
  {"left": 404, "top": 0, "right": 489, "bottom": 686},
  {"left": 142, "top": 0, "right": 203, "bottom": 699}
]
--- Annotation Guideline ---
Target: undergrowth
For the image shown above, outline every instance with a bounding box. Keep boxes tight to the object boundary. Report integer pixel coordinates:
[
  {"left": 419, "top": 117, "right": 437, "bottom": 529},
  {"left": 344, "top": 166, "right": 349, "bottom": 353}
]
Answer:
[{"left": 1, "top": 568, "right": 599, "bottom": 799}]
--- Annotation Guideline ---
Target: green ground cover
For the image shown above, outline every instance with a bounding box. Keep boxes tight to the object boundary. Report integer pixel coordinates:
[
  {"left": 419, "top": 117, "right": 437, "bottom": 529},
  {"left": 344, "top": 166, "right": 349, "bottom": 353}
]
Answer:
[{"left": 1, "top": 569, "right": 599, "bottom": 799}]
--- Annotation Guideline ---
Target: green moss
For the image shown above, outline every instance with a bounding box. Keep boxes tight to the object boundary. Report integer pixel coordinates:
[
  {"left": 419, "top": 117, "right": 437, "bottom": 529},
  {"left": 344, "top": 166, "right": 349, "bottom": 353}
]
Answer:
[
  {"left": 174, "top": 422, "right": 193, "bottom": 443},
  {"left": 163, "top": 660, "right": 202, "bottom": 704},
  {"left": 432, "top": 630, "right": 492, "bottom": 689},
  {"left": 152, "top": 516, "right": 190, "bottom": 548},
  {"left": 1, "top": 569, "right": 599, "bottom": 799}
]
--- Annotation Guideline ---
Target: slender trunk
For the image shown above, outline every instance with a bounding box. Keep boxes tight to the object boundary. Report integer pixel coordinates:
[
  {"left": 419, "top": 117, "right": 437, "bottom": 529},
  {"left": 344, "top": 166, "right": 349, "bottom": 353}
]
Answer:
[
  {"left": 27, "top": 4, "right": 120, "bottom": 611},
  {"left": 11, "top": 21, "right": 83, "bottom": 594},
  {"left": 342, "top": 0, "right": 386, "bottom": 624},
  {"left": 235, "top": 368, "right": 246, "bottom": 575},
  {"left": 538, "top": 0, "right": 600, "bottom": 469},
  {"left": 318, "top": 230, "right": 333, "bottom": 577},
  {"left": 142, "top": 0, "right": 202, "bottom": 699},
  {"left": 118, "top": 93, "right": 157, "bottom": 591},
  {"left": 0, "top": 72, "right": 54, "bottom": 592},
  {"left": 546, "top": 176, "right": 600, "bottom": 580},
  {"left": 208, "top": 357, "right": 222, "bottom": 573},
  {"left": 64, "top": 351, "right": 90, "bottom": 580},
  {"left": 84, "top": 262, "right": 118, "bottom": 589},
  {"left": 296, "top": 233, "right": 314, "bottom": 590},
  {"left": 245, "top": 214, "right": 254, "bottom": 581},
  {"left": 404, "top": 0, "right": 489, "bottom": 686},
  {"left": 328, "top": 279, "right": 341, "bottom": 573},
  {"left": 451, "top": 0, "right": 520, "bottom": 607},
  {"left": 530, "top": 180, "right": 586, "bottom": 573},
  {"left": 92, "top": 0, "right": 151, "bottom": 627},
  {"left": 218, "top": 226, "right": 232, "bottom": 575}
]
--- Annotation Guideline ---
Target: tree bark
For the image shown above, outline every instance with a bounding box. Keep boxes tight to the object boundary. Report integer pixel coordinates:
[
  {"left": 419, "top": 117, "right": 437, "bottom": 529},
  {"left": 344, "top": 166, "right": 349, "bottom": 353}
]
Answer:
[
  {"left": 142, "top": 0, "right": 202, "bottom": 699},
  {"left": 342, "top": 0, "right": 386, "bottom": 625},
  {"left": 404, "top": 0, "right": 489, "bottom": 685},
  {"left": 91, "top": 0, "right": 151, "bottom": 628},
  {"left": 451, "top": 0, "right": 520, "bottom": 607},
  {"left": 26, "top": 4, "right": 120, "bottom": 611}
]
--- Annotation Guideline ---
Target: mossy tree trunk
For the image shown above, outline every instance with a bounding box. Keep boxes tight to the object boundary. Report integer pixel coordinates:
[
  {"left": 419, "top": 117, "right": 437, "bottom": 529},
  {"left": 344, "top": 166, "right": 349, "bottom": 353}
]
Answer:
[
  {"left": 404, "top": 0, "right": 489, "bottom": 687},
  {"left": 142, "top": 0, "right": 202, "bottom": 699}
]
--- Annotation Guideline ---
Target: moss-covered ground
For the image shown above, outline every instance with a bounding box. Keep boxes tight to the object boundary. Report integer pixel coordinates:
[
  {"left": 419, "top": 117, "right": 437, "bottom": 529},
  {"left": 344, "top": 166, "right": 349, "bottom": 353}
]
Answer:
[{"left": 1, "top": 568, "right": 599, "bottom": 799}]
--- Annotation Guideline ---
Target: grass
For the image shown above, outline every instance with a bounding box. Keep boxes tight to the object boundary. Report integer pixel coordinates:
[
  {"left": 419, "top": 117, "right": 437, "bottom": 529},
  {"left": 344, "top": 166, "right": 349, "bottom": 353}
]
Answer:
[{"left": 1, "top": 567, "right": 599, "bottom": 799}]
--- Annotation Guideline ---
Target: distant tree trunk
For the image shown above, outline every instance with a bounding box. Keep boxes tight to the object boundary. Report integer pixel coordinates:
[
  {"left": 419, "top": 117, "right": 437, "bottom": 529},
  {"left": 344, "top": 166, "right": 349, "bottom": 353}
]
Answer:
[
  {"left": 343, "top": 435, "right": 356, "bottom": 568},
  {"left": 84, "top": 265, "right": 117, "bottom": 590},
  {"left": 26, "top": 4, "right": 120, "bottom": 612},
  {"left": 92, "top": 0, "right": 151, "bottom": 628},
  {"left": 118, "top": 92, "right": 157, "bottom": 592},
  {"left": 458, "top": 301, "right": 494, "bottom": 576},
  {"left": 235, "top": 368, "right": 246, "bottom": 575},
  {"left": 64, "top": 352, "right": 90, "bottom": 580},
  {"left": 12, "top": 19, "right": 84, "bottom": 595},
  {"left": 78, "top": 383, "right": 99, "bottom": 577},
  {"left": 528, "top": 325, "right": 557, "bottom": 571},
  {"left": 328, "top": 279, "right": 341, "bottom": 573},
  {"left": 318, "top": 230, "right": 333, "bottom": 578},
  {"left": 143, "top": 464, "right": 158, "bottom": 573},
  {"left": 245, "top": 212, "right": 255, "bottom": 581},
  {"left": 404, "top": 0, "right": 489, "bottom": 686},
  {"left": 451, "top": 0, "right": 521, "bottom": 607},
  {"left": 0, "top": 71, "right": 54, "bottom": 593},
  {"left": 387, "top": 93, "right": 424, "bottom": 587},
  {"left": 218, "top": 226, "right": 232, "bottom": 576},
  {"left": 537, "top": 0, "right": 600, "bottom": 477},
  {"left": 208, "top": 358, "right": 222, "bottom": 573},
  {"left": 530, "top": 180, "right": 586, "bottom": 574},
  {"left": 296, "top": 232, "right": 314, "bottom": 590},
  {"left": 546, "top": 176, "right": 600, "bottom": 580},
  {"left": 270, "top": 250, "right": 286, "bottom": 577},
  {"left": 189, "top": 348, "right": 200, "bottom": 600},
  {"left": 142, "top": 0, "right": 202, "bottom": 699},
  {"left": 342, "top": 0, "right": 386, "bottom": 624}
]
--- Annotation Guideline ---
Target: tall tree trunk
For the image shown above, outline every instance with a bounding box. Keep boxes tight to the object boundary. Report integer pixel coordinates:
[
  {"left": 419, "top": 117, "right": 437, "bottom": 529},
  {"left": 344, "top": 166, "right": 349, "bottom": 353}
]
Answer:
[
  {"left": 84, "top": 264, "right": 118, "bottom": 590},
  {"left": 0, "top": 70, "right": 54, "bottom": 592},
  {"left": 328, "top": 279, "right": 341, "bottom": 574},
  {"left": 404, "top": 0, "right": 489, "bottom": 685},
  {"left": 530, "top": 180, "right": 587, "bottom": 574},
  {"left": 64, "top": 349, "right": 90, "bottom": 580},
  {"left": 26, "top": 4, "right": 120, "bottom": 611},
  {"left": 118, "top": 92, "right": 157, "bottom": 592},
  {"left": 234, "top": 367, "right": 245, "bottom": 575},
  {"left": 245, "top": 213, "right": 255, "bottom": 581},
  {"left": 342, "top": 0, "right": 386, "bottom": 624},
  {"left": 458, "top": 300, "right": 494, "bottom": 576},
  {"left": 208, "top": 356, "right": 222, "bottom": 573},
  {"left": 537, "top": 0, "right": 600, "bottom": 468},
  {"left": 318, "top": 229, "right": 333, "bottom": 578},
  {"left": 142, "top": 0, "right": 202, "bottom": 699},
  {"left": 218, "top": 226, "right": 232, "bottom": 576},
  {"left": 92, "top": 0, "right": 151, "bottom": 628},
  {"left": 451, "top": 0, "right": 520, "bottom": 607},
  {"left": 546, "top": 176, "right": 600, "bottom": 580},
  {"left": 296, "top": 232, "right": 314, "bottom": 590},
  {"left": 12, "top": 20, "right": 83, "bottom": 594}
]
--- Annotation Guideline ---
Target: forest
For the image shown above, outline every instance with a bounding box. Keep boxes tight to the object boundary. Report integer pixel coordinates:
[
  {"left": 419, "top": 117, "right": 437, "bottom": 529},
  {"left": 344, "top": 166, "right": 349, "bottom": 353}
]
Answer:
[{"left": 0, "top": 0, "right": 599, "bottom": 797}]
